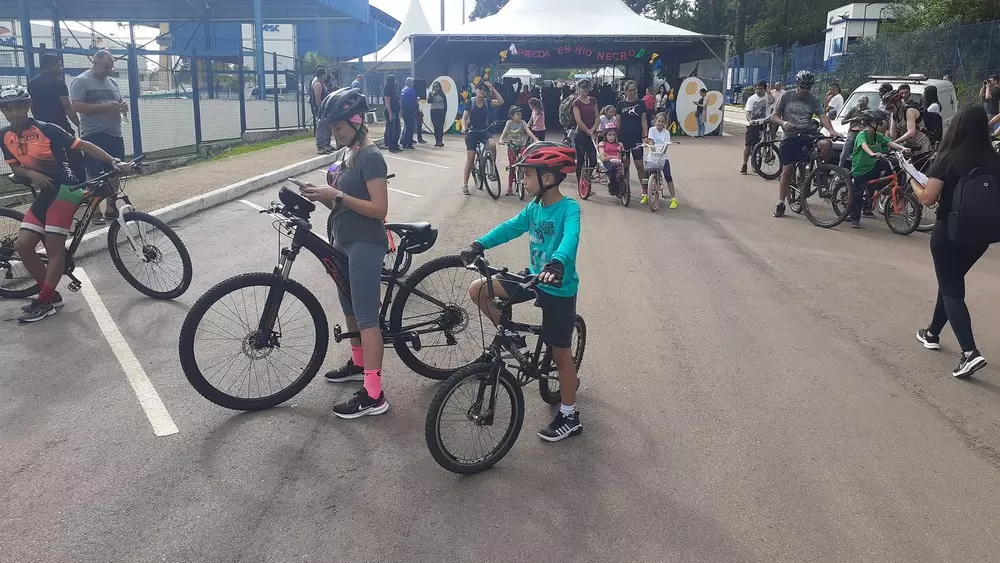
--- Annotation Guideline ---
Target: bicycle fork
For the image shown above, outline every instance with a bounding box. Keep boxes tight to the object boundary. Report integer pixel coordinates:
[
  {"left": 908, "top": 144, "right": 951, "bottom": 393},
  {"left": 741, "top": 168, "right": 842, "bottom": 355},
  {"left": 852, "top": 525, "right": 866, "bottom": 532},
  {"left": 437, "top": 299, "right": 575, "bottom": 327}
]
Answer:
[{"left": 253, "top": 247, "right": 297, "bottom": 348}]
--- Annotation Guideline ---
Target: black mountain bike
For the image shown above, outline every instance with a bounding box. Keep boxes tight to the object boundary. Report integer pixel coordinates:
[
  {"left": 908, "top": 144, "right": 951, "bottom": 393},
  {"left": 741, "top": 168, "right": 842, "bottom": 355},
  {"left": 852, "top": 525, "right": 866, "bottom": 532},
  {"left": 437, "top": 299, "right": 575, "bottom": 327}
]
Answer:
[
  {"left": 0, "top": 157, "right": 193, "bottom": 300},
  {"left": 425, "top": 256, "right": 587, "bottom": 474},
  {"left": 468, "top": 121, "right": 504, "bottom": 199},
  {"left": 796, "top": 132, "right": 852, "bottom": 228},
  {"left": 750, "top": 119, "right": 780, "bottom": 180},
  {"left": 178, "top": 186, "right": 484, "bottom": 411}
]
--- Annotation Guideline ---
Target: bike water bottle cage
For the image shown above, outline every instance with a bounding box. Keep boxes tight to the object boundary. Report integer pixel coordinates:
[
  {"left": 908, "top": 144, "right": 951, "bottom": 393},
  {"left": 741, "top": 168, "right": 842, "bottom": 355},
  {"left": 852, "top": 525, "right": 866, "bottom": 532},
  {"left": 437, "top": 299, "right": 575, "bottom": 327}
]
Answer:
[{"left": 278, "top": 187, "right": 316, "bottom": 219}]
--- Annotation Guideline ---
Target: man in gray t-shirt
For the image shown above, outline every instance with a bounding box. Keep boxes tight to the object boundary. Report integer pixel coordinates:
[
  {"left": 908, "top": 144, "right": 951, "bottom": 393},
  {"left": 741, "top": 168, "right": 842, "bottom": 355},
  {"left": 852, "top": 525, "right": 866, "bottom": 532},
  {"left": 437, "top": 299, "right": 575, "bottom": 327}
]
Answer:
[{"left": 70, "top": 50, "right": 128, "bottom": 223}]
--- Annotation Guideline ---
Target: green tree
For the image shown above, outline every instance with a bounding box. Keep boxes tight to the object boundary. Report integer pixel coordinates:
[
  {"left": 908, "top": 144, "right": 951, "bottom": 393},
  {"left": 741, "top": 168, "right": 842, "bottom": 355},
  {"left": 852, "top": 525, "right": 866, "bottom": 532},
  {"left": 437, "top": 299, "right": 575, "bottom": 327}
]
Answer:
[{"left": 889, "top": 0, "right": 1000, "bottom": 31}]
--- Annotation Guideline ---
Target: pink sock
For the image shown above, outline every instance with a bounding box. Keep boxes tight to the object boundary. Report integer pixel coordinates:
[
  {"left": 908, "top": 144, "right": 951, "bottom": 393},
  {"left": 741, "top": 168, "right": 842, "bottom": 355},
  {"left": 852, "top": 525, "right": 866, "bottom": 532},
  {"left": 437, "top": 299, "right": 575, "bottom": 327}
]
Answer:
[
  {"left": 364, "top": 369, "right": 382, "bottom": 399},
  {"left": 351, "top": 345, "right": 364, "bottom": 368}
]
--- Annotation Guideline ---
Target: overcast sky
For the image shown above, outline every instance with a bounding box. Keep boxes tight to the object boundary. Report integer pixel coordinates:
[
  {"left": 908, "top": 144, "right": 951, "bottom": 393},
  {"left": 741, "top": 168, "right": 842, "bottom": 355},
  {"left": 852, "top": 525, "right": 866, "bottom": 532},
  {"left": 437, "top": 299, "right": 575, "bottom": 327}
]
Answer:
[{"left": 371, "top": 0, "right": 469, "bottom": 31}]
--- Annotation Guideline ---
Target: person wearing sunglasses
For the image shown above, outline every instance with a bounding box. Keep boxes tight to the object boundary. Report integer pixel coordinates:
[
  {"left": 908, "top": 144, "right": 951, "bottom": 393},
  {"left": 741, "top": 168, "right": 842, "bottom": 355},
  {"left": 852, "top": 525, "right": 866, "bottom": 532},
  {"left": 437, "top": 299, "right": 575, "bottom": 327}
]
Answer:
[{"left": 0, "top": 85, "right": 130, "bottom": 323}]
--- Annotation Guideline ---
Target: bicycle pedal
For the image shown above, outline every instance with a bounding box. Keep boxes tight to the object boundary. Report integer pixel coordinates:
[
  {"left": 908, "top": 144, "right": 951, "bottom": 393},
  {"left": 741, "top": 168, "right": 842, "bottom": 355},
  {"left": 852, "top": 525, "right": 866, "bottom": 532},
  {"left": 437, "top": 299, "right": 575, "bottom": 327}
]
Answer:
[
  {"left": 67, "top": 281, "right": 82, "bottom": 292},
  {"left": 409, "top": 332, "right": 422, "bottom": 352},
  {"left": 332, "top": 324, "right": 344, "bottom": 342}
]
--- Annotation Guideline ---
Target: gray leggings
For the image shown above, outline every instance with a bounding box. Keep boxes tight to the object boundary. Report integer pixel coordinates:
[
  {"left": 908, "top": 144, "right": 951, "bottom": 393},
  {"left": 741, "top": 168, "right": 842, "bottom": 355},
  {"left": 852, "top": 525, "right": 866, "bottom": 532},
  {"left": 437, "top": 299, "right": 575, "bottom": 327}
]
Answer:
[{"left": 334, "top": 241, "right": 385, "bottom": 330}]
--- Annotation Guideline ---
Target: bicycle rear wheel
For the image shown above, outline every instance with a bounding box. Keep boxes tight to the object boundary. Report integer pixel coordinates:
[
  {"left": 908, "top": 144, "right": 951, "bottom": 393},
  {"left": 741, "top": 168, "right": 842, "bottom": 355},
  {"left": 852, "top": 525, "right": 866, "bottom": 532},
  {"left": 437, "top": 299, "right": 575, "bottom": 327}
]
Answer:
[
  {"left": 800, "top": 164, "right": 852, "bottom": 228},
  {"left": 578, "top": 170, "right": 592, "bottom": 200},
  {"left": 383, "top": 229, "right": 412, "bottom": 276},
  {"left": 619, "top": 174, "right": 631, "bottom": 207},
  {"left": 516, "top": 168, "right": 526, "bottom": 200},
  {"left": 425, "top": 363, "right": 525, "bottom": 474},
  {"left": 916, "top": 200, "right": 937, "bottom": 233},
  {"left": 107, "top": 211, "right": 192, "bottom": 299},
  {"left": 884, "top": 192, "right": 922, "bottom": 236},
  {"left": 178, "top": 273, "right": 328, "bottom": 410},
  {"left": 482, "top": 154, "right": 501, "bottom": 200},
  {"left": 538, "top": 315, "right": 587, "bottom": 404},
  {"left": 389, "top": 254, "right": 485, "bottom": 380},
  {"left": 752, "top": 142, "right": 781, "bottom": 180},
  {"left": 0, "top": 207, "right": 42, "bottom": 299}
]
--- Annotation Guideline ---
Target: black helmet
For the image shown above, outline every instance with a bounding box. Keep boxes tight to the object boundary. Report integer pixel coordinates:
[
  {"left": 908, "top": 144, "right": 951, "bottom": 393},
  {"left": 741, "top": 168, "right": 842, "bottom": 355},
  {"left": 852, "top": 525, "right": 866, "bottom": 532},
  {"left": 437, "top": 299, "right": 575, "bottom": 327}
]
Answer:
[
  {"left": 878, "top": 82, "right": 894, "bottom": 96},
  {"left": 859, "top": 109, "right": 887, "bottom": 126},
  {"left": 318, "top": 87, "right": 368, "bottom": 124},
  {"left": 0, "top": 85, "right": 31, "bottom": 107},
  {"left": 795, "top": 70, "right": 815, "bottom": 89}
]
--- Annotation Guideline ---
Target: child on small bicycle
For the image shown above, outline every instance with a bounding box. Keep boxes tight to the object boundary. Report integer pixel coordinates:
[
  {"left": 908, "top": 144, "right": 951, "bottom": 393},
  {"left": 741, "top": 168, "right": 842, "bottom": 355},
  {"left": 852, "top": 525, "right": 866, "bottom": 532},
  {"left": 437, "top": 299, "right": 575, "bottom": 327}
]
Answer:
[
  {"left": 598, "top": 125, "right": 625, "bottom": 195},
  {"left": 461, "top": 141, "right": 583, "bottom": 442},
  {"left": 0, "top": 85, "right": 130, "bottom": 323},
  {"left": 499, "top": 105, "right": 538, "bottom": 196},
  {"left": 644, "top": 112, "right": 679, "bottom": 208},
  {"left": 848, "top": 109, "right": 910, "bottom": 229}
]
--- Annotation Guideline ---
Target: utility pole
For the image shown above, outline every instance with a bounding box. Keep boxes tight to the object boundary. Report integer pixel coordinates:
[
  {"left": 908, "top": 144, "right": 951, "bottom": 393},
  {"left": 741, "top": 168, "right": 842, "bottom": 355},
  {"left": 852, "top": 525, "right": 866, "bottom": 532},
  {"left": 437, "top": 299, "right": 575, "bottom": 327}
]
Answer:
[{"left": 441, "top": 0, "right": 446, "bottom": 31}]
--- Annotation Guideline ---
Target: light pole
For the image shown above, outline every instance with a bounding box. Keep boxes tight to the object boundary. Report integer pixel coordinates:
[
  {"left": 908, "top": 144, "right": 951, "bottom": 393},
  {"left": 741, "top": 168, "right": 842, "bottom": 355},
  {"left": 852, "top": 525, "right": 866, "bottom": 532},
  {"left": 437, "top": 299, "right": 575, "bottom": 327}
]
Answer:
[
  {"left": 863, "top": 3, "right": 873, "bottom": 42},
  {"left": 765, "top": 50, "right": 774, "bottom": 85}
]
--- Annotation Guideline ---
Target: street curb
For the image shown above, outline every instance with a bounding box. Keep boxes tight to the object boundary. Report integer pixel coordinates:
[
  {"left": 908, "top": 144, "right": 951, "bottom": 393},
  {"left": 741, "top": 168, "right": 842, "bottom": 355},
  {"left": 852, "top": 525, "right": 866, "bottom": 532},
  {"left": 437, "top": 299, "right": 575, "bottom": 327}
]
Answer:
[{"left": 73, "top": 152, "right": 338, "bottom": 260}]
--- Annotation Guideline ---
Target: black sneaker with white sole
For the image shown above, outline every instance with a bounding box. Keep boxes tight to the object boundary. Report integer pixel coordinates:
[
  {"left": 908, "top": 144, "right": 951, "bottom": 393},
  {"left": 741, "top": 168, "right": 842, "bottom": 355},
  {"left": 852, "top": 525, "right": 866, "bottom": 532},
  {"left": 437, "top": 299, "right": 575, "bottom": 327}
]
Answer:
[
  {"left": 324, "top": 359, "right": 365, "bottom": 382},
  {"left": 953, "top": 351, "right": 987, "bottom": 378},
  {"left": 333, "top": 388, "right": 389, "bottom": 419},
  {"left": 774, "top": 202, "right": 786, "bottom": 218},
  {"left": 537, "top": 411, "right": 583, "bottom": 442},
  {"left": 21, "top": 292, "right": 64, "bottom": 313},
  {"left": 916, "top": 328, "right": 941, "bottom": 350},
  {"left": 17, "top": 300, "right": 56, "bottom": 323}
]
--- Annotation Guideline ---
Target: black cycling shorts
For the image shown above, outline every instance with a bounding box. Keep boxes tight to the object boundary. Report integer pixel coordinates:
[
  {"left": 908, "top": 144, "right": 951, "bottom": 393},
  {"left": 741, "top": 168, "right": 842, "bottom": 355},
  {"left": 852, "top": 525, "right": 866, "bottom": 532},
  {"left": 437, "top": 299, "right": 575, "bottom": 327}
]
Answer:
[
  {"left": 499, "top": 280, "right": 577, "bottom": 349},
  {"left": 779, "top": 136, "right": 813, "bottom": 166},
  {"left": 465, "top": 130, "right": 491, "bottom": 151},
  {"left": 620, "top": 132, "right": 643, "bottom": 158},
  {"left": 745, "top": 124, "right": 762, "bottom": 147}
]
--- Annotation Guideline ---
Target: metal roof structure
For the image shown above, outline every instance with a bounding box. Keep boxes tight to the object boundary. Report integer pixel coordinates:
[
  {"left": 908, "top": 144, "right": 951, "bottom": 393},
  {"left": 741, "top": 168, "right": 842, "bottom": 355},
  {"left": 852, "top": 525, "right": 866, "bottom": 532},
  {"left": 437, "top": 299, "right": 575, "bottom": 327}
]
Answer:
[{"left": 0, "top": 0, "right": 369, "bottom": 22}]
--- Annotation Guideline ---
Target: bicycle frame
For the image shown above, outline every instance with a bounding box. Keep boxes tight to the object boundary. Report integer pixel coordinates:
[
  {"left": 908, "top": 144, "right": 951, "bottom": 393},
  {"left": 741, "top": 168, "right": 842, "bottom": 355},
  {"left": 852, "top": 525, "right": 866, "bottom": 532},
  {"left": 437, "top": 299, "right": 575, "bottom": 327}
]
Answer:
[{"left": 253, "top": 198, "right": 453, "bottom": 351}]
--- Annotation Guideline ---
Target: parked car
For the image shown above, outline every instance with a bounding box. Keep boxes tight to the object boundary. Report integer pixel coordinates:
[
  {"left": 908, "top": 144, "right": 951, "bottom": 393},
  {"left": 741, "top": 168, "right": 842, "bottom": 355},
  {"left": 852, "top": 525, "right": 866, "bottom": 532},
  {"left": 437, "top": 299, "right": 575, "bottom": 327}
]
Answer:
[{"left": 829, "top": 74, "right": 958, "bottom": 154}]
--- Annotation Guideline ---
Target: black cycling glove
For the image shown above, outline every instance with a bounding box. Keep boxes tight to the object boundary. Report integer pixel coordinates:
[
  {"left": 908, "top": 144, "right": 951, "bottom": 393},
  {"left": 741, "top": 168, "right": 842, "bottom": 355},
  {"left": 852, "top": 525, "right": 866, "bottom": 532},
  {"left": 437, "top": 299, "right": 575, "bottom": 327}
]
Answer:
[
  {"left": 540, "top": 259, "right": 564, "bottom": 286},
  {"left": 460, "top": 242, "right": 484, "bottom": 266}
]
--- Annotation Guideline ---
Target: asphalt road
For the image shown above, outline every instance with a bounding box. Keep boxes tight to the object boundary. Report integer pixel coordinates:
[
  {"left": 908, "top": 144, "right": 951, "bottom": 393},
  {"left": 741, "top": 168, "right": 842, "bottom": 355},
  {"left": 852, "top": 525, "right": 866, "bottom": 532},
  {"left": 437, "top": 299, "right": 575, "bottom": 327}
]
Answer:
[{"left": 3, "top": 126, "right": 1000, "bottom": 563}]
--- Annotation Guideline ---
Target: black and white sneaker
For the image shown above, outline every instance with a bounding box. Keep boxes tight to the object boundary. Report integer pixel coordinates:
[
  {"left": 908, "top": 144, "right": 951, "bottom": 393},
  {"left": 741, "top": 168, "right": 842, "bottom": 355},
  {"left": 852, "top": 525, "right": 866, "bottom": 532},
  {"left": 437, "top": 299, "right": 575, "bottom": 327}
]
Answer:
[
  {"left": 953, "top": 351, "right": 987, "bottom": 378},
  {"left": 537, "top": 411, "right": 583, "bottom": 442},
  {"left": 21, "top": 292, "right": 64, "bottom": 313},
  {"left": 916, "top": 328, "right": 941, "bottom": 350},
  {"left": 324, "top": 359, "right": 365, "bottom": 382},
  {"left": 17, "top": 300, "right": 55, "bottom": 323},
  {"left": 774, "top": 202, "right": 786, "bottom": 218},
  {"left": 333, "top": 388, "right": 389, "bottom": 419}
]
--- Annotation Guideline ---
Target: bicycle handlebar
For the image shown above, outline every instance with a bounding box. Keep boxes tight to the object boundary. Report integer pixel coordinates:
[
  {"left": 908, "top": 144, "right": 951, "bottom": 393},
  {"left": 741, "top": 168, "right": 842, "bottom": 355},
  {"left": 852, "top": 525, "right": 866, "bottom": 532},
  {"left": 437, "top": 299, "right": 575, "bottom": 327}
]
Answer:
[
  {"left": 465, "top": 120, "right": 506, "bottom": 134},
  {"left": 468, "top": 254, "right": 561, "bottom": 290}
]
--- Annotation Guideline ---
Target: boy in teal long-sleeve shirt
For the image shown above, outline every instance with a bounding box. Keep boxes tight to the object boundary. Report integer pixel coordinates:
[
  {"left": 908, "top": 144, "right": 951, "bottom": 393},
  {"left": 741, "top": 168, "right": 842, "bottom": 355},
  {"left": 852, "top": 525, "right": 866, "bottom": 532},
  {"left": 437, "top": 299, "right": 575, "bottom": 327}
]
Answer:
[{"left": 461, "top": 142, "right": 583, "bottom": 442}]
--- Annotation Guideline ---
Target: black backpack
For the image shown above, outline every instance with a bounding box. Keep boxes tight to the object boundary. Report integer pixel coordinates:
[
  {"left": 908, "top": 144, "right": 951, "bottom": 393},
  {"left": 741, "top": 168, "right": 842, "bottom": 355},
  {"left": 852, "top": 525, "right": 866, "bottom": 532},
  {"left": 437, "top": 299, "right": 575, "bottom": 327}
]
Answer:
[
  {"left": 947, "top": 168, "right": 1000, "bottom": 245},
  {"left": 920, "top": 109, "right": 943, "bottom": 145}
]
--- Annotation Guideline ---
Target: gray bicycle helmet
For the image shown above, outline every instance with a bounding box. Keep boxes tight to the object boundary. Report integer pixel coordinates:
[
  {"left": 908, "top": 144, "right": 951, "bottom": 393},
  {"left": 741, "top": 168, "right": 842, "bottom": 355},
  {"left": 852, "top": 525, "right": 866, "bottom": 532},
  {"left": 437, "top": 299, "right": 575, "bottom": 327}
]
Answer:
[
  {"left": 795, "top": 70, "right": 815, "bottom": 89},
  {"left": 0, "top": 85, "right": 31, "bottom": 107},
  {"left": 318, "top": 87, "right": 368, "bottom": 124},
  {"left": 859, "top": 109, "right": 887, "bottom": 126}
]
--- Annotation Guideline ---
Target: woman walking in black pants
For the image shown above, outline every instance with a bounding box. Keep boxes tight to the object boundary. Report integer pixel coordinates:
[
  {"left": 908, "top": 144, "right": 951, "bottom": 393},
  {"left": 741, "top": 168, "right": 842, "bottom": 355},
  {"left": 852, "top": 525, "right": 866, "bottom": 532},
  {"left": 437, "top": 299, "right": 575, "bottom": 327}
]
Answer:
[
  {"left": 912, "top": 105, "right": 1000, "bottom": 378},
  {"left": 428, "top": 81, "right": 447, "bottom": 147}
]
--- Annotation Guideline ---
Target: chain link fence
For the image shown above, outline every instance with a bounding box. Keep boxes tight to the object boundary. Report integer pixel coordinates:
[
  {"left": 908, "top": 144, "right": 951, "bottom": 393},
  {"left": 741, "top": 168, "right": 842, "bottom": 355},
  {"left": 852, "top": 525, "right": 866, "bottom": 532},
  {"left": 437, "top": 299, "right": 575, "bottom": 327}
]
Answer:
[{"left": 731, "top": 18, "right": 1000, "bottom": 105}]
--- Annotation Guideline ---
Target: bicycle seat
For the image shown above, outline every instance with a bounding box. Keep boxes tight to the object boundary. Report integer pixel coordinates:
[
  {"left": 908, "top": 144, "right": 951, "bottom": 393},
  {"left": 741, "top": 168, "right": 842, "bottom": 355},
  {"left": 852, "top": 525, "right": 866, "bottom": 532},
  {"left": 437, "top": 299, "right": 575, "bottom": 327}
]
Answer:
[
  {"left": 385, "top": 221, "right": 432, "bottom": 233},
  {"left": 7, "top": 173, "right": 32, "bottom": 186}
]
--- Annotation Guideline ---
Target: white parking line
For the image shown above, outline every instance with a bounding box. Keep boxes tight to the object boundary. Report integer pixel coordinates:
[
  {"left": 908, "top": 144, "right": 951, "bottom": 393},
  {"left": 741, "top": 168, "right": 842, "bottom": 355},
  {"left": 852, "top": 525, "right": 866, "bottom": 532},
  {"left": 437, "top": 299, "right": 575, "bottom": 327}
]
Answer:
[
  {"left": 388, "top": 187, "right": 423, "bottom": 198},
  {"left": 238, "top": 199, "right": 266, "bottom": 211},
  {"left": 384, "top": 154, "right": 452, "bottom": 169},
  {"left": 76, "top": 268, "right": 178, "bottom": 437}
]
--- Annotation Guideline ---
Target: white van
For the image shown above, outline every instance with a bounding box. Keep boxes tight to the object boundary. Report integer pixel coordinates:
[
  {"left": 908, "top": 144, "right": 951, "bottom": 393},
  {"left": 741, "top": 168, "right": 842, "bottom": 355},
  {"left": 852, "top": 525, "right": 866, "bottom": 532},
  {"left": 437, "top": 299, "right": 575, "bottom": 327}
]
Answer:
[{"left": 830, "top": 75, "right": 957, "bottom": 150}]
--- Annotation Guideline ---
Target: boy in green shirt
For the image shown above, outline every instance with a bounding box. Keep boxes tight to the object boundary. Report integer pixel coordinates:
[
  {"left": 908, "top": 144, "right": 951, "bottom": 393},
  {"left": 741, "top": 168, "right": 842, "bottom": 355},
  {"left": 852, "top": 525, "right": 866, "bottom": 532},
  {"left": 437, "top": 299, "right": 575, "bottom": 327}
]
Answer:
[
  {"left": 461, "top": 141, "right": 584, "bottom": 442},
  {"left": 848, "top": 109, "right": 909, "bottom": 228}
]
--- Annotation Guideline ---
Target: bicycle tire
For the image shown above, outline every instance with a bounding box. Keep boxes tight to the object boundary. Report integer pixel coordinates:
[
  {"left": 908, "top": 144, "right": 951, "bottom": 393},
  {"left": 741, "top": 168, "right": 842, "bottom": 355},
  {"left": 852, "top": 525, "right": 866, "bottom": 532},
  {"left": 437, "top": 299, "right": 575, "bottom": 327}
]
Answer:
[
  {"left": 472, "top": 160, "right": 485, "bottom": 191},
  {"left": 884, "top": 191, "right": 922, "bottom": 236},
  {"left": 517, "top": 168, "right": 526, "bottom": 200},
  {"left": 178, "top": 273, "right": 329, "bottom": 411},
  {"left": 383, "top": 229, "right": 412, "bottom": 276},
  {"left": 538, "top": 315, "right": 587, "bottom": 405},
  {"left": 751, "top": 142, "right": 781, "bottom": 180},
  {"left": 0, "top": 207, "right": 41, "bottom": 299},
  {"left": 800, "top": 164, "right": 852, "bottom": 228},
  {"left": 107, "top": 211, "right": 193, "bottom": 299},
  {"left": 916, "top": 201, "right": 937, "bottom": 233},
  {"left": 788, "top": 184, "right": 803, "bottom": 214},
  {"left": 578, "top": 172, "right": 592, "bottom": 200},
  {"left": 620, "top": 174, "right": 631, "bottom": 207},
  {"left": 649, "top": 173, "right": 662, "bottom": 212},
  {"left": 483, "top": 154, "right": 501, "bottom": 200},
  {"left": 425, "top": 363, "right": 525, "bottom": 474},
  {"left": 389, "top": 254, "right": 484, "bottom": 380}
]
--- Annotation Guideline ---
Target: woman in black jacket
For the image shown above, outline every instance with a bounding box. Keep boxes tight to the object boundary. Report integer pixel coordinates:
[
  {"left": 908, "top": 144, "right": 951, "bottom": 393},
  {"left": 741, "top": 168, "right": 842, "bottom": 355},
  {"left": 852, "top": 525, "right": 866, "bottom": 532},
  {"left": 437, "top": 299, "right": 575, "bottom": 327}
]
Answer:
[
  {"left": 428, "top": 81, "right": 448, "bottom": 147},
  {"left": 911, "top": 105, "right": 1000, "bottom": 377}
]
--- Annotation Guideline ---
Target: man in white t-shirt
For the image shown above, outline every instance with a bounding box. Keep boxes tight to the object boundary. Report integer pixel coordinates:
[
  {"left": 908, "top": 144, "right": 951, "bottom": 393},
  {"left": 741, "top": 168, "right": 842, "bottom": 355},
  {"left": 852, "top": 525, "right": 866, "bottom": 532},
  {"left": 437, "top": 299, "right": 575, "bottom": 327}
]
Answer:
[
  {"left": 826, "top": 83, "right": 844, "bottom": 118},
  {"left": 741, "top": 80, "right": 775, "bottom": 174}
]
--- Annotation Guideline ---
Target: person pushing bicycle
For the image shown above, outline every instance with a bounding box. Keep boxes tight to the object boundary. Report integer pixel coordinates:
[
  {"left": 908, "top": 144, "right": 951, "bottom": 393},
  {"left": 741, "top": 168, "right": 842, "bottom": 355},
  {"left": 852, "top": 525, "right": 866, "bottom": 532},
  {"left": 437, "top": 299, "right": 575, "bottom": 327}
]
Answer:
[
  {"left": 461, "top": 81, "right": 504, "bottom": 195},
  {"left": 0, "top": 85, "right": 129, "bottom": 323},
  {"left": 460, "top": 142, "right": 584, "bottom": 442}
]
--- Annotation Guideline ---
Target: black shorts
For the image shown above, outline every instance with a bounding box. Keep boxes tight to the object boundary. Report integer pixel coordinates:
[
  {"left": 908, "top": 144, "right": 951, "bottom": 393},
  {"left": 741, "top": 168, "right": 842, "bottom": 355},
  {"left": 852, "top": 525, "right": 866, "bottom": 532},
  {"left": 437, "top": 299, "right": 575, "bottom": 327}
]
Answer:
[
  {"left": 745, "top": 124, "right": 762, "bottom": 147},
  {"left": 779, "top": 136, "right": 813, "bottom": 167},
  {"left": 82, "top": 132, "right": 125, "bottom": 177},
  {"left": 620, "top": 132, "right": 643, "bottom": 158},
  {"left": 465, "top": 130, "right": 490, "bottom": 151},
  {"left": 499, "top": 280, "right": 577, "bottom": 349}
]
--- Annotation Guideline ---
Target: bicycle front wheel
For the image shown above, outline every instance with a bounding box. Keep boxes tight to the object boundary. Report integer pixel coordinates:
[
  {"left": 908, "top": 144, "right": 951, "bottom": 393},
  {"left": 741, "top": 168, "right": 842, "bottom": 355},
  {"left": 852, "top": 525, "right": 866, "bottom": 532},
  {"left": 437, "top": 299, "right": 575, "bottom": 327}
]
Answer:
[
  {"left": 482, "top": 154, "right": 501, "bottom": 200},
  {"left": 389, "top": 255, "right": 485, "bottom": 380},
  {"left": 649, "top": 173, "right": 662, "bottom": 212},
  {"left": 425, "top": 363, "right": 525, "bottom": 474},
  {"left": 800, "top": 164, "right": 852, "bottom": 228},
  {"left": 107, "top": 211, "right": 192, "bottom": 299},
  {"left": 178, "top": 273, "right": 329, "bottom": 410},
  {"left": 578, "top": 171, "right": 592, "bottom": 200},
  {"left": 884, "top": 191, "right": 922, "bottom": 236},
  {"left": 0, "top": 207, "right": 41, "bottom": 299},
  {"left": 752, "top": 142, "right": 781, "bottom": 180},
  {"left": 916, "top": 200, "right": 937, "bottom": 233},
  {"left": 516, "top": 168, "right": 526, "bottom": 200},
  {"left": 620, "top": 174, "right": 631, "bottom": 207}
]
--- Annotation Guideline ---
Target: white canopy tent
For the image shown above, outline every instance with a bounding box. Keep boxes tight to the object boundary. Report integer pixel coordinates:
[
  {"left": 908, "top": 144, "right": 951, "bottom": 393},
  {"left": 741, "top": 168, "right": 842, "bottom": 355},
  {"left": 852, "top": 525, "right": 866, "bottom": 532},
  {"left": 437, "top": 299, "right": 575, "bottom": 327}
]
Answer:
[
  {"left": 502, "top": 68, "right": 541, "bottom": 81},
  {"left": 351, "top": 0, "right": 432, "bottom": 69},
  {"left": 594, "top": 67, "right": 625, "bottom": 79}
]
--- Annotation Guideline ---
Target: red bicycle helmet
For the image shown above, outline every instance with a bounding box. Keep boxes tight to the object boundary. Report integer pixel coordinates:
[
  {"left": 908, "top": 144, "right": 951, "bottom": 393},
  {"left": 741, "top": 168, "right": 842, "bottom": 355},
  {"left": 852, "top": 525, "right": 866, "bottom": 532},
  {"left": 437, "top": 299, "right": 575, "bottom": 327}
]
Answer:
[
  {"left": 882, "top": 90, "right": 906, "bottom": 108},
  {"left": 513, "top": 141, "right": 577, "bottom": 174}
]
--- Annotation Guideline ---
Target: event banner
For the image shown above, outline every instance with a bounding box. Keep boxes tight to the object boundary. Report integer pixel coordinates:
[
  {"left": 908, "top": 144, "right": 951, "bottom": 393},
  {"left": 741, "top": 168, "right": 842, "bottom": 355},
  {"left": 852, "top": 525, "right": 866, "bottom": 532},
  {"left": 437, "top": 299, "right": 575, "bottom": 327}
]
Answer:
[{"left": 505, "top": 44, "right": 654, "bottom": 64}]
